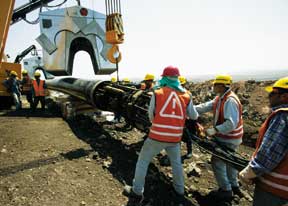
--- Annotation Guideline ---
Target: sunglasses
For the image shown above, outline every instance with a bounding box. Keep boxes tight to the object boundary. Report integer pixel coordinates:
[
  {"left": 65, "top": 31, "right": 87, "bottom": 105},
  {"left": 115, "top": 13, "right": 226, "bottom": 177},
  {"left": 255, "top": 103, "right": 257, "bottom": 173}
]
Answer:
[{"left": 269, "top": 91, "right": 286, "bottom": 97}]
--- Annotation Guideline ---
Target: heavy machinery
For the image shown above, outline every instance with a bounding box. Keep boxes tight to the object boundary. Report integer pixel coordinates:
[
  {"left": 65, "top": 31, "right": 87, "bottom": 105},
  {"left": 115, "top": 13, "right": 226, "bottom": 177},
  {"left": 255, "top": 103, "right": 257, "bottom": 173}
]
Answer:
[
  {"left": 0, "top": 0, "right": 124, "bottom": 108},
  {"left": 1, "top": 0, "right": 249, "bottom": 171},
  {"left": 46, "top": 76, "right": 249, "bottom": 171},
  {"left": 0, "top": 0, "right": 58, "bottom": 108},
  {"left": 14, "top": 45, "right": 38, "bottom": 64}
]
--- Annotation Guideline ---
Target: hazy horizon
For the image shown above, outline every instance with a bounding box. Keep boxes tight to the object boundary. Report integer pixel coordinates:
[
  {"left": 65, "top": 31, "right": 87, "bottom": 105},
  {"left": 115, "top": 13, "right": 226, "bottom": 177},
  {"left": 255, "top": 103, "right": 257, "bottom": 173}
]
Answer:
[{"left": 123, "top": 68, "right": 287, "bottom": 83}]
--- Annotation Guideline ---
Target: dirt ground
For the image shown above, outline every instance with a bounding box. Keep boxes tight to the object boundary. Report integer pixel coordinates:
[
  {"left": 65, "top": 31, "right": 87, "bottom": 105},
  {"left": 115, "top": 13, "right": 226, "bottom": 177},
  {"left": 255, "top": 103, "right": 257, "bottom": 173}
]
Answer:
[{"left": 0, "top": 98, "right": 255, "bottom": 206}]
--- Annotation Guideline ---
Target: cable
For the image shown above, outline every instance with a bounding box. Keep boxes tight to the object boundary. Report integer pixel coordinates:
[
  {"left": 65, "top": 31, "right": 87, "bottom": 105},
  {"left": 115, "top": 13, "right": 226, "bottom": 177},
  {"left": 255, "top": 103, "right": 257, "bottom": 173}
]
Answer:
[{"left": 43, "top": 0, "right": 68, "bottom": 8}]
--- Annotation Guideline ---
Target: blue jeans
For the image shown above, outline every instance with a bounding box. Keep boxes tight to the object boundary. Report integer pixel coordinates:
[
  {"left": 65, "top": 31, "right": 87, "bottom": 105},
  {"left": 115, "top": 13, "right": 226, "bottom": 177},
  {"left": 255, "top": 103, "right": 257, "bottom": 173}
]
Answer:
[
  {"left": 253, "top": 184, "right": 288, "bottom": 206},
  {"left": 132, "top": 138, "right": 184, "bottom": 195},
  {"left": 211, "top": 143, "right": 239, "bottom": 191},
  {"left": 12, "top": 93, "right": 21, "bottom": 110}
]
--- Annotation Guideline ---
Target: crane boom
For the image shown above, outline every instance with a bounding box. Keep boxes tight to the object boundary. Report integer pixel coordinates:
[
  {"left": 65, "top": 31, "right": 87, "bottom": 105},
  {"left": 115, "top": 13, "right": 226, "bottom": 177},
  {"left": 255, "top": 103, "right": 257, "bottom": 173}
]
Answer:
[
  {"left": 11, "top": 0, "right": 58, "bottom": 25},
  {"left": 14, "top": 45, "right": 37, "bottom": 64}
]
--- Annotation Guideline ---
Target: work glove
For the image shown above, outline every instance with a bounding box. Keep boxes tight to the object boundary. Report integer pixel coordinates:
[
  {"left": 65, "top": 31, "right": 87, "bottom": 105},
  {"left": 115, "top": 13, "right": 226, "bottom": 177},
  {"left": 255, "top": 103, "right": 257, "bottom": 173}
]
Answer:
[
  {"left": 206, "top": 127, "right": 217, "bottom": 136},
  {"left": 239, "top": 165, "right": 257, "bottom": 185}
]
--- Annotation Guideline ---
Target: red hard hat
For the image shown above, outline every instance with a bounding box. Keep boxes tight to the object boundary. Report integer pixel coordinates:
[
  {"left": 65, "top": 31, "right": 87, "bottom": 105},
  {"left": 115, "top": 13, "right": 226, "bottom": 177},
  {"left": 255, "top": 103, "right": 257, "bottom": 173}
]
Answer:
[{"left": 161, "top": 66, "right": 180, "bottom": 77}]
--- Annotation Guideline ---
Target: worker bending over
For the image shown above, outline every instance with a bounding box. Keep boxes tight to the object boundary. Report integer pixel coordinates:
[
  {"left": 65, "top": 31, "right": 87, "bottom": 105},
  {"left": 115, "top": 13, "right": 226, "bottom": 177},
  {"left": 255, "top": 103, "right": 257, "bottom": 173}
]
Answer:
[
  {"left": 239, "top": 77, "right": 288, "bottom": 206},
  {"left": 3, "top": 71, "right": 22, "bottom": 110}
]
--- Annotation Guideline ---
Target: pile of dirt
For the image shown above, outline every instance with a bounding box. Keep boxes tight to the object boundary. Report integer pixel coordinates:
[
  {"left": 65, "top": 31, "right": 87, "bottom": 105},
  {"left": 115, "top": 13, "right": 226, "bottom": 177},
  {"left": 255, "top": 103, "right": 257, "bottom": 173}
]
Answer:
[{"left": 0, "top": 79, "right": 275, "bottom": 206}]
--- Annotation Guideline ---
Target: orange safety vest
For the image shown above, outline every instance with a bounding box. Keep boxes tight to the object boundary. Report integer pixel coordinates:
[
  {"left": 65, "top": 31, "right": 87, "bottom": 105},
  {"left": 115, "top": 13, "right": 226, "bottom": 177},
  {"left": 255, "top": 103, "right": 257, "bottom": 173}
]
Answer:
[
  {"left": 253, "top": 108, "right": 288, "bottom": 199},
  {"left": 213, "top": 91, "right": 243, "bottom": 139},
  {"left": 32, "top": 80, "right": 45, "bottom": 97},
  {"left": 22, "top": 76, "right": 32, "bottom": 92},
  {"left": 149, "top": 87, "right": 191, "bottom": 143}
]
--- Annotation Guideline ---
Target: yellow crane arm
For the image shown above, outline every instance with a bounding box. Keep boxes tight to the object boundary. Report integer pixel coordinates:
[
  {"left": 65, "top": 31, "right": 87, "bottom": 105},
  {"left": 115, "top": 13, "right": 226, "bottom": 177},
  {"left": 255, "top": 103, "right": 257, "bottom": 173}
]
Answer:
[{"left": 0, "top": 0, "right": 15, "bottom": 67}]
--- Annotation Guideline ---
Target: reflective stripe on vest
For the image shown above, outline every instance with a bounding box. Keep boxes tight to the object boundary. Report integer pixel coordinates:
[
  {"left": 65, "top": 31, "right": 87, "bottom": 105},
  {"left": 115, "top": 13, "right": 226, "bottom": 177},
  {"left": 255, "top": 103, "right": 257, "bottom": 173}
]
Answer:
[
  {"left": 213, "top": 91, "right": 243, "bottom": 139},
  {"left": 32, "top": 80, "right": 45, "bottom": 96},
  {"left": 22, "top": 76, "right": 32, "bottom": 92},
  {"left": 148, "top": 87, "right": 190, "bottom": 143},
  {"left": 253, "top": 108, "right": 288, "bottom": 199}
]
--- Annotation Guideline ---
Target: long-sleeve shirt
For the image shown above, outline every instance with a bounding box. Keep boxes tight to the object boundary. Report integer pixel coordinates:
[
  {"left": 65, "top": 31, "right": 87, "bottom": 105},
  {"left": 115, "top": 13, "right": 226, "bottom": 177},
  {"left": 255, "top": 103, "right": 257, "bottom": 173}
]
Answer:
[
  {"left": 3, "top": 78, "right": 21, "bottom": 96},
  {"left": 250, "top": 104, "right": 288, "bottom": 176},
  {"left": 195, "top": 89, "right": 241, "bottom": 145},
  {"left": 148, "top": 91, "right": 198, "bottom": 122}
]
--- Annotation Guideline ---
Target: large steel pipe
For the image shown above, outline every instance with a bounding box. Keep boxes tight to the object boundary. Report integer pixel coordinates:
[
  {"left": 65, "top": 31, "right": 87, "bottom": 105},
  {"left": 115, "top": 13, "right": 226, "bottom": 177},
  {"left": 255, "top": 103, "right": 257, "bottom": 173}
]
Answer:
[
  {"left": 46, "top": 77, "right": 152, "bottom": 131},
  {"left": 46, "top": 77, "right": 103, "bottom": 106}
]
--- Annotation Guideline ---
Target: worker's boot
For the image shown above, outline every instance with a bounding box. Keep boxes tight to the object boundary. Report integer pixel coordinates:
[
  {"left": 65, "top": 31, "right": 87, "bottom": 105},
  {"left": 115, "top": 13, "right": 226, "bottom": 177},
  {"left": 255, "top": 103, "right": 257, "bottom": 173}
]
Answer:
[
  {"left": 186, "top": 145, "right": 192, "bottom": 159},
  {"left": 123, "top": 185, "right": 144, "bottom": 204},
  {"left": 232, "top": 186, "right": 245, "bottom": 198},
  {"left": 208, "top": 188, "right": 233, "bottom": 201}
]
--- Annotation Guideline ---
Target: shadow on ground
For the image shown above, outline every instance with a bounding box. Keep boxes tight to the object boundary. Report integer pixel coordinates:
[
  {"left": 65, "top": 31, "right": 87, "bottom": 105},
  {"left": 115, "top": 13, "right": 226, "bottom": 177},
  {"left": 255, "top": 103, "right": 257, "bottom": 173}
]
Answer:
[{"left": 67, "top": 115, "right": 199, "bottom": 206}]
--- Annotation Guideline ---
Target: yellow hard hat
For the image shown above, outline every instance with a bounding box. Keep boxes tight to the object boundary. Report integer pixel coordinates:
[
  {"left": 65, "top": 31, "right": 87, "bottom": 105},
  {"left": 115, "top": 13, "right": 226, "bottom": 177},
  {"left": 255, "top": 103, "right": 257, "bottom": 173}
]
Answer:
[
  {"left": 10, "top": 70, "right": 18, "bottom": 76},
  {"left": 178, "top": 76, "right": 186, "bottom": 84},
  {"left": 213, "top": 74, "right": 232, "bottom": 85},
  {"left": 22, "top": 69, "right": 28, "bottom": 75},
  {"left": 144, "top": 73, "right": 155, "bottom": 81},
  {"left": 111, "top": 77, "right": 117, "bottom": 83},
  {"left": 123, "top": 78, "right": 130, "bottom": 83},
  {"left": 265, "top": 77, "right": 288, "bottom": 93},
  {"left": 34, "top": 71, "right": 41, "bottom": 77}
]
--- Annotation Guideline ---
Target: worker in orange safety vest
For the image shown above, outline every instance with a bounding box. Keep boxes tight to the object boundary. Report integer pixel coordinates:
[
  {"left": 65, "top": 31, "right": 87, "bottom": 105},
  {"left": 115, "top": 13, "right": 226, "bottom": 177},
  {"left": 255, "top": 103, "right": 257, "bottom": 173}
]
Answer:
[
  {"left": 239, "top": 77, "right": 288, "bottom": 206},
  {"left": 123, "top": 66, "right": 198, "bottom": 205},
  {"left": 195, "top": 74, "right": 244, "bottom": 201},
  {"left": 20, "top": 70, "right": 33, "bottom": 109},
  {"left": 32, "top": 71, "right": 47, "bottom": 112}
]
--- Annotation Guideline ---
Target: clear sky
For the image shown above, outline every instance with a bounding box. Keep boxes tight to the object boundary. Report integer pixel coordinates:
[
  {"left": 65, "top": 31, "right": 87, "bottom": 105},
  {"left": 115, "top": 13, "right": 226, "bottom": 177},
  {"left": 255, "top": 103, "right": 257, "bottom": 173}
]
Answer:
[{"left": 5, "top": 0, "right": 288, "bottom": 80}]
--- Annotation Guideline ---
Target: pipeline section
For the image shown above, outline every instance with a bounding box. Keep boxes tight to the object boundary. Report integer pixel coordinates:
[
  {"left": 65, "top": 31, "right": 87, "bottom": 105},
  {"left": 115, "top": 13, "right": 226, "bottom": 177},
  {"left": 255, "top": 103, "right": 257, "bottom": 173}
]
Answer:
[
  {"left": 46, "top": 77, "right": 152, "bottom": 132},
  {"left": 46, "top": 77, "right": 249, "bottom": 170}
]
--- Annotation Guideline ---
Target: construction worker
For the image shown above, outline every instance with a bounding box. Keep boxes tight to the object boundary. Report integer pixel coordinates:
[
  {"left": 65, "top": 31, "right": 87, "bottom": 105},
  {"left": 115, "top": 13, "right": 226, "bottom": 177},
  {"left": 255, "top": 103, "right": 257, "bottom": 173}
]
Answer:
[
  {"left": 140, "top": 73, "right": 155, "bottom": 91},
  {"left": 178, "top": 76, "right": 188, "bottom": 89},
  {"left": 20, "top": 70, "right": 33, "bottom": 109},
  {"left": 111, "top": 77, "right": 117, "bottom": 83},
  {"left": 32, "top": 71, "right": 47, "bottom": 112},
  {"left": 239, "top": 77, "right": 288, "bottom": 206},
  {"left": 178, "top": 75, "right": 193, "bottom": 158},
  {"left": 122, "top": 78, "right": 130, "bottom": 84},
  {"left": 195, "top": 74, "right": 244, "bottom": 201},
  {"left": 123, "top": 66, "right": 198, "bottom": 205},
  {"left": 2, "top": 71, "right": 22, "bottom": 110}
]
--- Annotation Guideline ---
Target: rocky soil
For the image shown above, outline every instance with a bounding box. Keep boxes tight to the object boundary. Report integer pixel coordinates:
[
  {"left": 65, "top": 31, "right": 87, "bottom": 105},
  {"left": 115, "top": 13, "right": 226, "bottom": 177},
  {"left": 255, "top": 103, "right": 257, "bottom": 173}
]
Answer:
[{"left": 0, "top": 79, "right": 274, "bottom": 206}]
